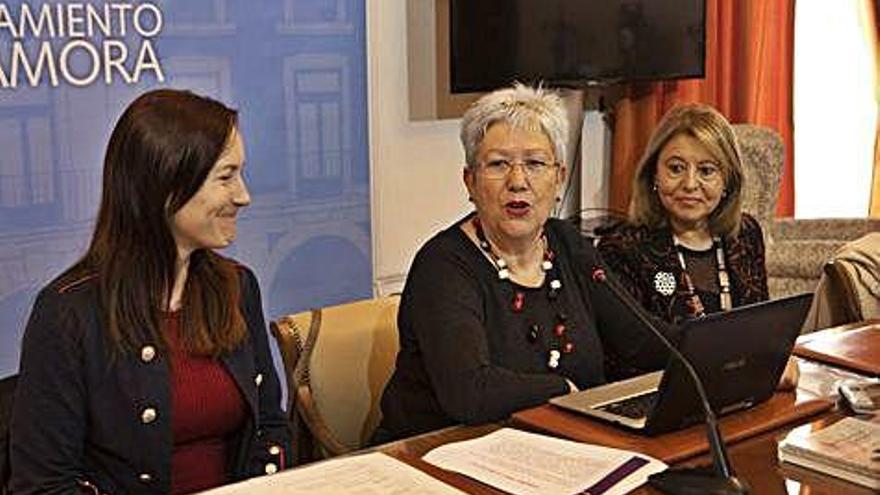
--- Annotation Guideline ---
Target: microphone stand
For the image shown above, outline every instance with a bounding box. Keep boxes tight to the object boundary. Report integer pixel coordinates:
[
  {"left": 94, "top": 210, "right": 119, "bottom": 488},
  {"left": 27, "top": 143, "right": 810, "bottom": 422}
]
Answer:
[{"left": 591, "top": 267, "right": 749, "bottom": 495}]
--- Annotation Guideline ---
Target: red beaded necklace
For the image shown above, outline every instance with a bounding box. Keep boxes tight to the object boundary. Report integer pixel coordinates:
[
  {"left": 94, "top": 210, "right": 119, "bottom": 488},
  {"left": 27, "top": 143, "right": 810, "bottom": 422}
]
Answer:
[{"left": 471, "top": 216, "right": 576, "bottom": 370}]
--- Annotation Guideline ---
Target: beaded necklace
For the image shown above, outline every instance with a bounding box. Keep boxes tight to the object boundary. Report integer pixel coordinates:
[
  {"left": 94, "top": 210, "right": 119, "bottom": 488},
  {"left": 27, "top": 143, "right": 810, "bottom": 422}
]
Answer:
[
  {"left": 471, "top": 216, "right": 574, "bottom": 370},
  {"left": 672, "top": 234, "right": 732, "bottom": 318}
]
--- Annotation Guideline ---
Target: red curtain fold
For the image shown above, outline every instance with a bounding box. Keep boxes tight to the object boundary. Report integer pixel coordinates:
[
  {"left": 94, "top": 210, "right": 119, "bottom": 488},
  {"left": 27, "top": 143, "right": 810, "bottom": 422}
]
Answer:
[{"left": 609, "top": 0, "right": 795, "bottom": 217}]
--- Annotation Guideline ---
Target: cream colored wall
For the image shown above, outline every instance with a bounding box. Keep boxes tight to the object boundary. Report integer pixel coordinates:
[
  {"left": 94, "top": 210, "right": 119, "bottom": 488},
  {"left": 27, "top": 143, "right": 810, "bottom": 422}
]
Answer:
[{"left": 367, "top": 0, "right": 470, "bottom": 295}]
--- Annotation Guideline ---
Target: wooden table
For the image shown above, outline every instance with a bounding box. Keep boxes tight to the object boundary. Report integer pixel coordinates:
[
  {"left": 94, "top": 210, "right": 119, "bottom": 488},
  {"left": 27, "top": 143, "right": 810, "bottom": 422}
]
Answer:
[
  {"left": 510, "top": 389, "right": 832, "bottom": 464},
  {"left": 794, "top": 319, "right": 880, "bottom": 376},
  {"left": 373, "top": 322, "right": 880, "bottom": 494},
  {"left": 376, "top": 412, "right": 876, "bottom": 494}
]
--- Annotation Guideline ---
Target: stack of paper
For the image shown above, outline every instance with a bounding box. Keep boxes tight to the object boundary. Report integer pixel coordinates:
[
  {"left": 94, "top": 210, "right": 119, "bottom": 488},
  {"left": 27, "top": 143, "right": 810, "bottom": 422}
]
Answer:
[
  {"left": 423, "top": 428, "right": 667, "bottom": 495},
  {"left": 778, "top": 417, "right": 880, "bottom": 490}
]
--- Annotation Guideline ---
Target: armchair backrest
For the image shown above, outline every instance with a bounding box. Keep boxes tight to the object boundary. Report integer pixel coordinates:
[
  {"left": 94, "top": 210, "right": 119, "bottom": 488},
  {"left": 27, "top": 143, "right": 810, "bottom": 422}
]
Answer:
[
  {"left": 801, "top": 233, "right": 880, "bottom": 331},
  {"left": 733, "top": 124, "right": 783, "bottom": 228},
  {"left": 270, "top": 296, "right": 400, "bottom": 462}
]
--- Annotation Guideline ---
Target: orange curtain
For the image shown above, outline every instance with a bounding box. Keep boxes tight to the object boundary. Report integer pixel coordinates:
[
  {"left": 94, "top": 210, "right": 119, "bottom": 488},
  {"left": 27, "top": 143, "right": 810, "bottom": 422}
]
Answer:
[
  {"left": 609, "top": 0, "right": 795, "bottom": 217},
  {"left": 868, "top": 0, "right": 880, "bottom": 217}
]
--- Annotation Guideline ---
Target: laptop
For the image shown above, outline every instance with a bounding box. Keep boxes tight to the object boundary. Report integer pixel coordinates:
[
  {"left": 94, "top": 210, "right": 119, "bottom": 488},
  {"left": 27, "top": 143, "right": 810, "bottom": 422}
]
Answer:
[{"left": 550, "top": 293, "right": 814, "bottom": 435}]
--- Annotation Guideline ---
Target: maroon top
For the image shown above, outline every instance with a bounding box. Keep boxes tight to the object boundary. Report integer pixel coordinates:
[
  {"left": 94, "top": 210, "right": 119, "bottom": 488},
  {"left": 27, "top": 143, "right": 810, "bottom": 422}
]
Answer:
[{"left": 165, "top": 313, "right": 248, "bottom": 494}]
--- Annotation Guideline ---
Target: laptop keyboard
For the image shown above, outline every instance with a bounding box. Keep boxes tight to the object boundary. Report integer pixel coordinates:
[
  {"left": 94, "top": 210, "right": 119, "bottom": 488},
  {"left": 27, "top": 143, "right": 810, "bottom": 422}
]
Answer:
[{"left": 597, "top": 391, "right": 659, "bottom": 419}]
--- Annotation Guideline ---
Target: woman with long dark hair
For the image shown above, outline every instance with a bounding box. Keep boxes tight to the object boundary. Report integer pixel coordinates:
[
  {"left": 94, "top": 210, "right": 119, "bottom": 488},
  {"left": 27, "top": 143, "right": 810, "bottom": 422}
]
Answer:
[{"left": 9, "top": 89, "right": 291, "bottom": 494}]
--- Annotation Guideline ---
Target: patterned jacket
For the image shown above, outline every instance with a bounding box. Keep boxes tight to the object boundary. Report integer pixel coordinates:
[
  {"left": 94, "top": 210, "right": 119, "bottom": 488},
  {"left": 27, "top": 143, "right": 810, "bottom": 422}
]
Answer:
[
  {"left": 596, "top": 213, "right": 769, "bottom": 326},
  {"left": 9, "top": 264, "right": 292, "bottom": 495}
]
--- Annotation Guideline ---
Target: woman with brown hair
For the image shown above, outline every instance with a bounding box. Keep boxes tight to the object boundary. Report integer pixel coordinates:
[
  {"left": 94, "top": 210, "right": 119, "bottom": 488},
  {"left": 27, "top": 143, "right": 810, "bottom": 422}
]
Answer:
[{"left": 9, "top": 89, "right": 291, "bottom": 494}]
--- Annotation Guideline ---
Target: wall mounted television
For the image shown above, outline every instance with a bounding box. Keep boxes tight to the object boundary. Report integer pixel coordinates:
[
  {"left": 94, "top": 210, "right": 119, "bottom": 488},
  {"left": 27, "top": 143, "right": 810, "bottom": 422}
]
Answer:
[{"left": 450, "top": 0, "right": 706, "bottom": 93}]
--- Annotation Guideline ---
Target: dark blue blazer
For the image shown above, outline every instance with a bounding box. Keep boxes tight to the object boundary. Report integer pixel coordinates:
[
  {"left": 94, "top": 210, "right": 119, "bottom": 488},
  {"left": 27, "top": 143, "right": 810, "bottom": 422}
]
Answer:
[{"left": 9, "top": 264, "right": 292, "bottom": 494}]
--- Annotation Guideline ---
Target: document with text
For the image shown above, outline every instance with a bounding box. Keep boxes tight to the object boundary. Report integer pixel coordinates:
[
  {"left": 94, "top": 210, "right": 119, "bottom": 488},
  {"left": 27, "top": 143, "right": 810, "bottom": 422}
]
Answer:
[
  {"left": 423, "top": 428, "right": 667, "bottom": 495},
  {"left": 196, "top": 452, "right": 466, "bottom": 495}
]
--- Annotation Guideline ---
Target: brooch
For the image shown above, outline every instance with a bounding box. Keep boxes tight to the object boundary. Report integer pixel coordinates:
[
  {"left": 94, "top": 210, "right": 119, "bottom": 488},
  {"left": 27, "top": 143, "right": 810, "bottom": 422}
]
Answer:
[{"left": 654, "top": 271, "right": 676, "bottom": 296}]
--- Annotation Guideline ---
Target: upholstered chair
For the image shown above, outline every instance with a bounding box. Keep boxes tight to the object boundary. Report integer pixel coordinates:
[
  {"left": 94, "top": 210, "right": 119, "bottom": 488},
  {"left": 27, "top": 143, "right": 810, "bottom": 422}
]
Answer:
[
  {"left": 801, "top": 233, "right": 880, "bottom": 331},
  {"left": 270, "top": 296, "right": 400, "bottom": 463},
  {"left": 734, "top": 124, "right": 880, "bottom": 298}
]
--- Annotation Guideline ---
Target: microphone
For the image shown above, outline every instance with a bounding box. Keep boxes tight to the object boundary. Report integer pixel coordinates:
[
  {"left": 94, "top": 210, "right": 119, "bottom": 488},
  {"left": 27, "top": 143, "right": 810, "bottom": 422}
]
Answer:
[{"left": 591, "top": 266, "right": 749, "bottom": 495}]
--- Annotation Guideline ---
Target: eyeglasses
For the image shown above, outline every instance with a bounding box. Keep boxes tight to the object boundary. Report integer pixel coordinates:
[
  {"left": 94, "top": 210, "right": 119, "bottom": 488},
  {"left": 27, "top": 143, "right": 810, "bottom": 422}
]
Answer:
[
  {"left": 477, "top": 158, "right": 558, "bottom": 180},
  {"left": 658, "top": 158, "right": 723, "bottom": 184}
]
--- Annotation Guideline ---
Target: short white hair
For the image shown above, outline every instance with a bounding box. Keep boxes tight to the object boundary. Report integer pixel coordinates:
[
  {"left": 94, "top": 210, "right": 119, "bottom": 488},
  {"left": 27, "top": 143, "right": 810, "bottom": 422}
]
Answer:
[{"left": 460, "top": 83, "right": 569, "bottom": 168}]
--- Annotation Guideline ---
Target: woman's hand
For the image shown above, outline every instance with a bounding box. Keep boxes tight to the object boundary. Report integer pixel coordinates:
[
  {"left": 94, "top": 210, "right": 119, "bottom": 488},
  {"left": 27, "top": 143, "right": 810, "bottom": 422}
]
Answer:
[{"left": 777, "top": 356, "right": 800, "bottom": 390}]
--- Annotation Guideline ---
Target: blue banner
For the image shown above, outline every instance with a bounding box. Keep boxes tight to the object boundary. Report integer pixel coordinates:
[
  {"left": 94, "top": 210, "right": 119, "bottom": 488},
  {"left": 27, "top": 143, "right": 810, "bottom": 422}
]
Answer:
[{"left": 0, "top": 0, "right": 371, "bottom": 377}]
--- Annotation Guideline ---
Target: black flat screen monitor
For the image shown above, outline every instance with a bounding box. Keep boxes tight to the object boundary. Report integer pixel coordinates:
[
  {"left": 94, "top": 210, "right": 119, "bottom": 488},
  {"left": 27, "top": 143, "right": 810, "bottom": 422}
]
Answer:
[{"left": 450, "top": 0, "right": 706, "bottom": 93}]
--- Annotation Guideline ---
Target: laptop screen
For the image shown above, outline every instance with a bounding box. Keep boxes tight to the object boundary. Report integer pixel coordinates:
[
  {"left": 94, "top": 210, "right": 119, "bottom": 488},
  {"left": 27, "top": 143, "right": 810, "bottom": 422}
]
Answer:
[{"left": 645, "top": 293, "right": 813, "bottom": 433}]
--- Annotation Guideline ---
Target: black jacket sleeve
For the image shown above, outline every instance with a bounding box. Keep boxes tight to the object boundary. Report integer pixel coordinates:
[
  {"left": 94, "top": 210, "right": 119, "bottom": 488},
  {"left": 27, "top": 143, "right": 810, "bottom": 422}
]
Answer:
[
  {"left": 10, "top": 289, "right": 89, "bottom": 495},
  {"left": 236, "top": 267, "right": 294, "bottom": 476}
]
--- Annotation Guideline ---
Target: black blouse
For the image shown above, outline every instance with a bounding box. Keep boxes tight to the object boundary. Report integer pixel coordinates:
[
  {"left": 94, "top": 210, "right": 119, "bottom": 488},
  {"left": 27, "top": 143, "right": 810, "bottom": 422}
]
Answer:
[{"left": 596, "top": 213, "right": 769, "bottom": 325}]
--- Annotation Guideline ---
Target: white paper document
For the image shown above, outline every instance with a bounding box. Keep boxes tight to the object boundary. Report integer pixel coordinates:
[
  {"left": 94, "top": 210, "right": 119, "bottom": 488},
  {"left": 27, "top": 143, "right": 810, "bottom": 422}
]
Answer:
[
  {"left": 423, "top": 428, "right": 667, "bottom": 495},
  {"left": 196, "top": 452, "right": 466, "bottom": 495}
]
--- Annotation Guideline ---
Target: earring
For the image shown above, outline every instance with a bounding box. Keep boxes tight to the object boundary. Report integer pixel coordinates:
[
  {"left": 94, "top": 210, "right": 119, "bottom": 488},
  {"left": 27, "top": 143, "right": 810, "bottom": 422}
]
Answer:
[{"left": 652, "top": 184, "right": 658, "bottom": 192}]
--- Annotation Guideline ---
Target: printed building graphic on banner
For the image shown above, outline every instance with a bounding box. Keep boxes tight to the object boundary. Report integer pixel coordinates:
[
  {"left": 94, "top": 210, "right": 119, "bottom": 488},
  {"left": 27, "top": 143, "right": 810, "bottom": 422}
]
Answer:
[{"left": 0, "top": 0, "right": 371, "bottom": 376}]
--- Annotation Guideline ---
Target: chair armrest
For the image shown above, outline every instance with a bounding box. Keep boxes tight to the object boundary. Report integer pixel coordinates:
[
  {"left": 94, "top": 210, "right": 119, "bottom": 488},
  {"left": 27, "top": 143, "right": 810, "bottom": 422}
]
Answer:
[
  {"left": 766, "top": 239, "right": 844, "bottom": 279},
  {"left": 769, "top": 217, "right": 880, "bottom": 242},
  {"left": 269, "top": 318, "right": 302, "bottom": 393},
  {"left": 295, "top": 384, "right": 351, "bottom": 457}
]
